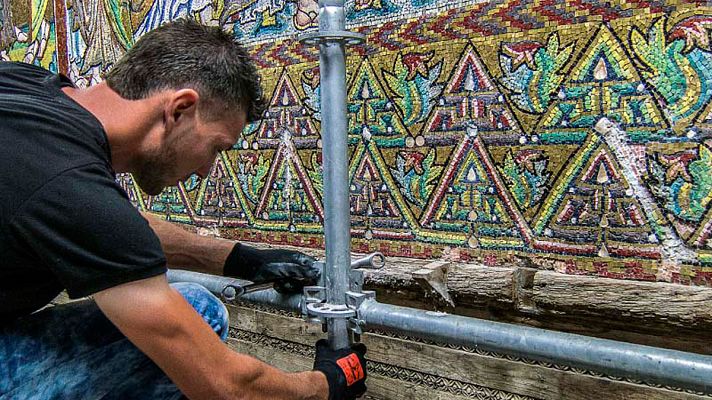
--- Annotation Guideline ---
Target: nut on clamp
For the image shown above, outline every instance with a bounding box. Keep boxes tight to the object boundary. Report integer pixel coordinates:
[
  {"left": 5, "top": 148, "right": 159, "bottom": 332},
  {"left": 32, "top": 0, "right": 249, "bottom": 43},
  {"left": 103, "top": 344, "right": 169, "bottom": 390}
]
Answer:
[{"left": 302, "top": 253, "right": 384, "bottom": 334}]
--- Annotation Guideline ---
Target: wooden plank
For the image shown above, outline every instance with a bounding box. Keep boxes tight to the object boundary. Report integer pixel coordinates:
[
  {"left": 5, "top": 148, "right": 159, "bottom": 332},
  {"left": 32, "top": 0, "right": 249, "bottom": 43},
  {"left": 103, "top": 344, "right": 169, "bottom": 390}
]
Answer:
[
  {"left": 532, "top": 271, "right": 712, "bottom": 329},
  {"left": 227, "top": 336, "right": 538, "bottom": 400},
  {"left": 228, "top": 305, "right": 707, "bottom": 400},
  {"left": 364, "top": 370, "right": 515, "bottom": 400},
  {"left": 360, "top": 332, "right": 704, "bottom": 400},
  {"left": 447, "top": 264, "right": 514, "bottom": 304},
  {"left": 227, "top": 337, "right": 312, "bottom": 373},
  {"left": 228, "top": 304, "right": 325, "bottom": 346}
]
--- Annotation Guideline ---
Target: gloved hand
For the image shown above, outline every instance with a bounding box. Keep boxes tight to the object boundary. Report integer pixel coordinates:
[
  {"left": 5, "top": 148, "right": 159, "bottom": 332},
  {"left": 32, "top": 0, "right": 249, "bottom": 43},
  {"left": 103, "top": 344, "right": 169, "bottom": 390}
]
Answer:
[
  {"left": 223, "top": 242, "right": 319, "bottom": 293},
  {"left": 313, "top": 339, "right": 368, "bottom": 400}
]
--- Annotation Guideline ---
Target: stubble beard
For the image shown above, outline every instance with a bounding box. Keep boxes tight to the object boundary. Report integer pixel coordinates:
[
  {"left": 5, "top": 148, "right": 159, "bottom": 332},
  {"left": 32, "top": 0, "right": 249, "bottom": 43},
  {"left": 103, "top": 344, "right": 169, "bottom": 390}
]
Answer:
[{"left": 133, "top": 145, "right": 179, "bottom": 196}]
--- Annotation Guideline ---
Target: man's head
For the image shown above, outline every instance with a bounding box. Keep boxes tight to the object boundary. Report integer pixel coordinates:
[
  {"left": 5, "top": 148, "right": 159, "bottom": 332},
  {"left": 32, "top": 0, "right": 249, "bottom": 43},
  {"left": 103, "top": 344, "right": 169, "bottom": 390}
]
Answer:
[{"left": 105, "top": 19, "right": 266, "bottom": 195}]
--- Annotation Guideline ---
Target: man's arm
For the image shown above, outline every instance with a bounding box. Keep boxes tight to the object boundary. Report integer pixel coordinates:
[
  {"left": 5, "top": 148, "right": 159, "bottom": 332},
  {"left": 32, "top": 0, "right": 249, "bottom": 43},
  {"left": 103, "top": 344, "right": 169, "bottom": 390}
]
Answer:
[
  {"left": 93, "top": 274, "right": 328, "bottom": 400},
  {"left": 141, "top": 212, "right": 320, "bottom": 292},
  {"left": 141, "top": 212, "right": 232, "bottom": 275}
]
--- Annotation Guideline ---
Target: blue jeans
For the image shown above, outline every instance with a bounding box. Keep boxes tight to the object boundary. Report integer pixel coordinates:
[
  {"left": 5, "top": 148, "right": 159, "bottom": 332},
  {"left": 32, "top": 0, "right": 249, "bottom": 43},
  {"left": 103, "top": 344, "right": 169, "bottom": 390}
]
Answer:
[{"left": 0, "top": 283, "right": 229, "bottom": 400}]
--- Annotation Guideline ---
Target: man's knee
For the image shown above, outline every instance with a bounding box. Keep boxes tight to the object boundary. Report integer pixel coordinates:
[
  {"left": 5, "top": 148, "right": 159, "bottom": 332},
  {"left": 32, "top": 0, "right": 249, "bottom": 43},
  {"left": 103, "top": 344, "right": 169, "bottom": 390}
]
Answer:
[{"left": 169, "top": 282, "right": 230, "bottom": 341}]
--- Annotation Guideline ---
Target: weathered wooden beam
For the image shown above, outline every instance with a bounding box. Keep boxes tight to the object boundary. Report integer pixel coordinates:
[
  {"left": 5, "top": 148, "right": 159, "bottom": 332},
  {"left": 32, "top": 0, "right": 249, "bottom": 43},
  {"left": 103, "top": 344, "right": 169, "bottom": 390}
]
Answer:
[
  {"left": 531, "top": 271, "right": 712, "bottom": 328},
  {"left": 364, "top": 256, "right": 712, "bottom": 326}
]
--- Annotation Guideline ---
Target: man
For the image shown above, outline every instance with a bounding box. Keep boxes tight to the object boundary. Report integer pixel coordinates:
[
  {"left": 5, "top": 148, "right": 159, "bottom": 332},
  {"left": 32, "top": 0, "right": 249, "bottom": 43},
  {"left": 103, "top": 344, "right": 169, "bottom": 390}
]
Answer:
[{"left": 0, "top": 19, "right": 367, "bottom": 400}]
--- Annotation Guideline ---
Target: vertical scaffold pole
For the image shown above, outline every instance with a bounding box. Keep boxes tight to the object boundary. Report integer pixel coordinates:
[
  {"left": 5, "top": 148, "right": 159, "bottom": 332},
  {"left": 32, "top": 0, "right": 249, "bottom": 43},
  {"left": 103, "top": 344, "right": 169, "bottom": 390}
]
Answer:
[
  {"left": 302, "top": 1, "right": 364, "bottom": 350},
  {"left": 319, "top": 0, "right": 350, "bottom": 350}
]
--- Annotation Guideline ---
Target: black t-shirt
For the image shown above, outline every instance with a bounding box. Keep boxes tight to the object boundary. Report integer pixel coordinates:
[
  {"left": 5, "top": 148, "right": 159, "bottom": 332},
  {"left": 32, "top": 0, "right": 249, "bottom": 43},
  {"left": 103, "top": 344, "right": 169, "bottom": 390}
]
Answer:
[{"left": 0, "top": 62, "right": 167, "bottom": 321}]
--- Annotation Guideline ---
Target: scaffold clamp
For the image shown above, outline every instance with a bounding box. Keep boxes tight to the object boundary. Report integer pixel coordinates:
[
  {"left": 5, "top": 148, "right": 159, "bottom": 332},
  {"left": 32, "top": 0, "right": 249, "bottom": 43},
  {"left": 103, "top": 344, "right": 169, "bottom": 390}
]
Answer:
[{"left": 297, "top": 30, "right": 365, "bottom": 46}]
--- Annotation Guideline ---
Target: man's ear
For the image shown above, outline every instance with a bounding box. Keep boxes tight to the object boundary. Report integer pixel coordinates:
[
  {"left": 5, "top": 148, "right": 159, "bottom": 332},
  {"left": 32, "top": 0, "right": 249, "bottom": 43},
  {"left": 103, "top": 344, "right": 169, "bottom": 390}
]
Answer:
[{"left": 164, "top": 89, "right": 200, "bottom": 132}]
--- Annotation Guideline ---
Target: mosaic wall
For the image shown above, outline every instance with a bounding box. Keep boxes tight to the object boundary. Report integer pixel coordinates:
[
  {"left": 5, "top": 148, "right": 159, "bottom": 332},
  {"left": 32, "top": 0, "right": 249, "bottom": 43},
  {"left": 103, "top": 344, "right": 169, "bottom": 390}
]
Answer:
[{"left": 3, "top": 0, "right": 712, "bottom": 286}]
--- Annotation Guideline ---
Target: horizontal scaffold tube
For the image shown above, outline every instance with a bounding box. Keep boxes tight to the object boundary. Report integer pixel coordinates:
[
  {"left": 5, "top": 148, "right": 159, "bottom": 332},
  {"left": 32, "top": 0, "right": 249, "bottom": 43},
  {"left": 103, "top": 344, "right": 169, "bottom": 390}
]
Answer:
[
  {"left": 166, "top": 270, "right": 712, "bottom": 394},
  {"left": 358, "top": 299, "right": 712, "bottom": 394},
  {"left": 240, "top": 288, "right": 304, "bottom": 313},
  {"left": 166, "top": 269, "right": 304, "bottom": 311},
  {"left": 167, "top": 270, "right": 249, "bottom": 299}
]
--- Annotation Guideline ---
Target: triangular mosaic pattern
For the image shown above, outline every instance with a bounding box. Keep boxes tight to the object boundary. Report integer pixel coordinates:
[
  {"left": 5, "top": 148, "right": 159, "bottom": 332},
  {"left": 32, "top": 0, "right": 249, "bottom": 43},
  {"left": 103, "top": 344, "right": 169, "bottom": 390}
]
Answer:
[
  {"left": 423, "top": 42, "right": 524, "bottom": 145},
  {"left": 533, "top": 133, "right": 661, "bottom": 258},
  {"left": 254, "top": 134, "right": 324, "bottom": 232},
  {"left": 420, "top": 129, "right": 532, "bottom": 249},
  {"left": 192, "top": 154, "right": 250, "bottom": 228},
  {"left": 536, "top": 24, "right": 667, "bottom": 144},
  {"left": 348, "top": 57, "right": 415, "bottom": 147},
  {"left": 349, "top": 140, "right": 418, "bottom": 240},
  {"left": 258, "top": 69, "right": 321, "bottom": 146},
  {"left": 143, "top": 185, "right": 193, "bottom": 224}
]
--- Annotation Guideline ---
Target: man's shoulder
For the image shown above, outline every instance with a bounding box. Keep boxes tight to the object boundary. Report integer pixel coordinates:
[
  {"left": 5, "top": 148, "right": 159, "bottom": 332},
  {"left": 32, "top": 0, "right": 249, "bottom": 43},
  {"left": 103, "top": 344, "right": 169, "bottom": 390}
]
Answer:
[
  {"left": 0, "top": 61, "right": 50, "bottom": 73},
  {"left": 0, "top": 61, "right": 111, "bottom": 209},
  {"left": 0, "top": 62, "right": 76, "bottom": 101},
  {"left": 0, "top": 61, "right": 54, "bottom": 85}
]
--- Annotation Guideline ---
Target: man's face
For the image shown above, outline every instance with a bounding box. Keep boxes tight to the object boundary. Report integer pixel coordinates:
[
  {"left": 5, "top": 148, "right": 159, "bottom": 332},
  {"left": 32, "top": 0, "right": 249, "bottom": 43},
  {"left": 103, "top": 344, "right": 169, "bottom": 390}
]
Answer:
[{"left": 133, "top": 108, "right": 246, "bottom": 196}]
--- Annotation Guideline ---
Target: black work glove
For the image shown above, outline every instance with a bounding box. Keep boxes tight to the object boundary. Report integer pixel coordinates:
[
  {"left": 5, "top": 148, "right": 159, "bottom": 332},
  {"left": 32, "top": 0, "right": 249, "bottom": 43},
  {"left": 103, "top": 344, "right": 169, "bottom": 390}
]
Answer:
[
  {"left": 313, "top": 339, "right": 368, "bottom": 400},
  {"left": 223, "top": 242, "right": 319, "bottom": 293}
]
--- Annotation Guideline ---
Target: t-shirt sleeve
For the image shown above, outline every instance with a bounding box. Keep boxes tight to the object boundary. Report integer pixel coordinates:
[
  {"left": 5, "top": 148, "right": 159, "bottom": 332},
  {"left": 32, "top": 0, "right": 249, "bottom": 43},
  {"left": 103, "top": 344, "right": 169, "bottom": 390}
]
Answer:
[{"left": 8, "top": 163, "right": 167, "bottom": 298}]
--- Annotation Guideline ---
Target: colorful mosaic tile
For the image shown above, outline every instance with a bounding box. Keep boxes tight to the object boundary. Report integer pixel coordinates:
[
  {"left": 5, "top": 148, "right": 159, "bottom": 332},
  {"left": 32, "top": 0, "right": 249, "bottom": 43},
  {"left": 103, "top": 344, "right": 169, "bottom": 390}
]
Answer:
[
  {"left": 1, "top": 0, "right": 57, "bottom": 71},
  {"left": 533, "top": 132, "right": 661, "bottom": 259},
  {"left": 253, "top": 136, "right": 324, "bottom": 232},
  {"left": 536, "top": 24, "right": 667, "bottom": 143},
  {"left": 349, "top": 140, "right": 418, "bottom": 240},
  {"left": 423, "top": 42, "right": 524, "bottom": 145},
  {"left": 348, "top": 57, "right": 415, "bottom": 147},
  {"left": 143, "top": 185, "right": 193, "bottom": 223},
  {"left": 192, "top": 154, "right": 251, "bottom": 228},
  {"left": 116, "top": 173, "right": 145, "bottom": 210},
  {"left": 630, "top": 16, "right": 712, "bottom": 135},
  {"left": 257, "top": 69, "right": 321, "bottom": 144},
  {"left": 420, "top": 128, "right": 531, "bottom": 249},
  {"left": 5, "top": 0, "right": 712, "bottom": 286},
  {"left": 645, "top": 143, "right": 712, "bottom": 245}
]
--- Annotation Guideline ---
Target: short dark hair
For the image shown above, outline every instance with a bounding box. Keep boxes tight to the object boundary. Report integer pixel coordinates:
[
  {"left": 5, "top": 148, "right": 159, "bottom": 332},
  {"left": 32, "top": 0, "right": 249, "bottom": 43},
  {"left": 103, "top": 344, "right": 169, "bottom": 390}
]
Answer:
[{"left": 105, "top": 19, "right": 266, "bottom": 123}]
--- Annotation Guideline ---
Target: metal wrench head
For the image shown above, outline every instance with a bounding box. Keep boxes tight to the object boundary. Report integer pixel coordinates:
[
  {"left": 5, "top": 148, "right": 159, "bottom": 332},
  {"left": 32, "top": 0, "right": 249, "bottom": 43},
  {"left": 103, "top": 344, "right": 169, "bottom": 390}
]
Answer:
[
  {"left": 350, "top": 252, "right": 386, "bottom": 269},
  {"left": 221, "top": 284, "right": 244, "bottom": 301}
]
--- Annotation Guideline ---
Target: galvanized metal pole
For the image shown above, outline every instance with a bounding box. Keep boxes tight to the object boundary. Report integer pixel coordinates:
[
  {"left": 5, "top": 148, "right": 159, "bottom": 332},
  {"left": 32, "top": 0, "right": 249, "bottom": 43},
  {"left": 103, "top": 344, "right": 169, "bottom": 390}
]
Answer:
[{"left": 318, "top": 0, "right": 351, "bottom": 350}]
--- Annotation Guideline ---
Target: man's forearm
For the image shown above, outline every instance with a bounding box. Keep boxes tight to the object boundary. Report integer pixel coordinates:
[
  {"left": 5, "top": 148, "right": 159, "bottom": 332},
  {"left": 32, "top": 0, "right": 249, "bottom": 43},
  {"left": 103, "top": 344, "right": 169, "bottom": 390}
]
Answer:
[
  {"left": 95, "top": 275, "right": 329, "bottom": 400},
  {"left": 141, "top": 212, "right": 233, "bottom": 275},
  {"left": 224, "top": 352, "right": 328, "bottom": 400}
]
